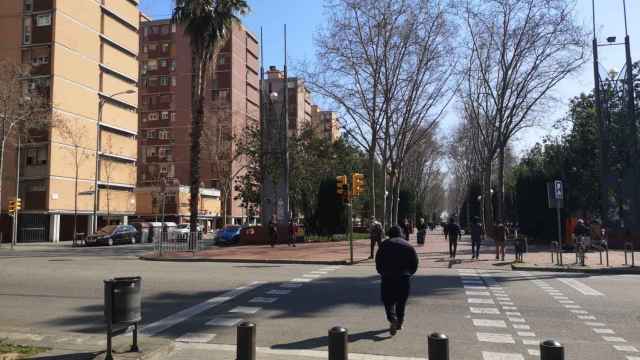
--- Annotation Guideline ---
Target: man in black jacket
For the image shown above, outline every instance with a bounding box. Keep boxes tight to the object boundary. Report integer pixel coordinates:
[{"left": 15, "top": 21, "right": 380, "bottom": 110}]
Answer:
[{"left": 375, "top": 226, "right": 419, "bottom": 336}]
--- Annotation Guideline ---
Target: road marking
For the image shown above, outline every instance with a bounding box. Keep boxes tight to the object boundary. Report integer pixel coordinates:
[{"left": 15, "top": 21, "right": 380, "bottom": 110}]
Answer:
[
  {"left": 472, "top": 319, "right": 508, "bottom": 328},
  {"left": 175, "top": 342, "right": 425, "bottom": 360},
  {"left": 558, "top": 300, "right": 574, "bottom": 304},
  {"left": 310, "top": 271, "right": 328, "bottom": 274},
  {"left": 585, "top": 322, "right": 606, "bottom": 327},
  {"left": 470, "top": 307, "right": 500, "bottom": 314},
  {"left": 570, "top": 309, "right": 588, "bottom": 314},
  {"left": 553, "top": 296, "right": 569, "bottom": 300},
  {"left": 481, "top": 351, "right": 523, "bottom": 359},
  {"left": 594, "top": 328, "right": 615, "bottom": 334},
  {"left": 516, "top": 331, "right": 536, "bottom": 337},
  {"left": 528, "top": 349, "right": 541, "bottom": 356},
  {"left": 281, "top": 283, "right": 304, "bottom": 288},
  {"left": 175, "top": 333, "right": 216, "bottom": 343},
  {"left": 564, "top": 304, "right": 581, "bottom": 309},
  {"left": 558, "top": 278, "right": 604, "bottom": 296},
  {"left": 464, "top": 285, "right": 487, "bottom": 290},
  {"left": 522, "top": 339, "right": 538, "bottom": 345},
  {"left": 267, "top": 289, "right": 292, "bottom": 295},
  {"left": 503, "top": 306, "right": 518, "bottom": 310},
  {"left": 513, "top": 324, "right": 530, "bottom": 330},
  {"left": 249, "top": 297, "right": 278, "bottom": 304},
  {"left": 507, "top": 317, "right": 525, "bottom": 323},
  {"left": 303, "top": 274, "right": 322, "bottom": 278},
  {"left": 291, "top": 278, "right": 313, "bottom": 283},
  {"left": 614, "top": 345, "right": 639, "bottom": 352},
  {"left": 603, "top": 336, "right": 627, "bottom": 342},
  {"left": 499, "top": 301, "right": 515, "bottom": 306},
  {"left": 205, "top": 317, "right": 243, "bottom": 327},
  {"left": 466, "top": 291, "right": 491, "bottom": 296},
  {"left": 469, "top": 298, "right": 495, "bottom": 304},
  {"left": 505, "top": 312, "right": 521, "bottom": 316},
  {"left": 578, "top": 315, "right": 597, "bottom": 320},
  {"left": 477, "top": 332, "right": 516, "bottom": 344},
  {"left": 229, "top": 306, "right": 261, "bottom": 314},
  {"left": 626, "top": 356, "right": 640, "bottom": 360},
  {"left": 142, "top": 281, "right": 263, "bottom": 336}
]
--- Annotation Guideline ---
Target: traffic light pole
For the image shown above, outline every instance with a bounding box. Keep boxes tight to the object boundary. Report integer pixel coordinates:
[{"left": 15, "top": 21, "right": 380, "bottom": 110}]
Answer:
[{"left": 347, "top": 202, "right": 353, "bottom": 264}]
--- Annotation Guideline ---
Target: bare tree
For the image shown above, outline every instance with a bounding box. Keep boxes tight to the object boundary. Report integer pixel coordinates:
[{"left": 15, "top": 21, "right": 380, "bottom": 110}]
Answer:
[
  {"left": 460, "top": 0, "right": 587, "bottom": 223},
  {"left": 101, "top": 136, "right": 120, "bottom": 225},
  {"left": 0, "top": 60, "right": 53, "bottom": 218}
]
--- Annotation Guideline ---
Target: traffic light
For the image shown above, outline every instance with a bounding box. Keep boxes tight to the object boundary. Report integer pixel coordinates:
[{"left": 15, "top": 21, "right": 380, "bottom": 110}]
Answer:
[
  {"left": 15, "top": 198, "right": 22, "bottom": 211},
  {"left": 8, "top": 200, "right": 15, "bottom": 215},
  {"left": 352, "top": 173, "right": 365, "bottom": 197},
  {"left": 336, "top": 175, "right": 348, "bottom": 197}
]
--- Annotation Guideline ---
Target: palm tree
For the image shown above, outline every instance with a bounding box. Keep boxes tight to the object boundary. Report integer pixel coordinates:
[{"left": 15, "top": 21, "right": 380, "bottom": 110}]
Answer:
[{"left": 172, "top": 0, "right": 249, "bottom": 241}]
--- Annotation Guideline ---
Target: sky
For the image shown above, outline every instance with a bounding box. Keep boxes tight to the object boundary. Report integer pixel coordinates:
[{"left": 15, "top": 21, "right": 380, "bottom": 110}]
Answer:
[{"left": 139, "top": 0, "right": 640, "bottom": 156}]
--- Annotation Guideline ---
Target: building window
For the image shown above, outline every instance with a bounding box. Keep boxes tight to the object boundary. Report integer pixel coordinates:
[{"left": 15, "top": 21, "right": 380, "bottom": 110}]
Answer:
[
  {"left": 162, "top": 43, "right": 169, "bottom": 53},
  {"left": 160, "top": 59, "right": 167, "bottom": 68},
  {"left": 148, "top": 112, "right": 159, "bottom": 121},
  {"left": 144, "top": 26, "right": 149, "bottom": 38},
  {"left": 161, "top": 111, "right": 169, "bottom": 120},
  {"left": 218, "top": 55, "right": 226, "bottom": 65},
  {"left": 32, "top": 56, "right": 49, "bottom": 66},
  {"left": 159, "top": 76, "right": 169, "bottom": 86},
  {"left": 171, "top": 76, "right": 176, "bottom": 87},
  {"left": 161, "top": 25, "right": 169, "bottom": 35},
  {"left": 148, "top": 43, "right": 157, "bottom": 51},
  {"left": 36, "top": 13, "right": 51, "bottom": 27},
  {"left": 170, "top": 60, "right": 176, "bottom": 72},
  {"left": 146, "top": 147, "right": 156, "bottom": 157},
  {"left": 171, "top": 23, "right": 176, "bottom": 33},
  {"left": 143, "top": 45, "right": 148, "bottom": 53},
  {"left": 146, "top": 129, "right": 156, "bottom": 139},
  {"left": 158, "top": 129, "right": 169, "bottom": 140},
  {"left": 170, "top": 112, "right": 176, "bottom": 122},
  {"left": 23, "top": 17, "right": 32, "bottom": 44},
  {"left": 147, "top": 60, "right": 158, "bottom": 71},
  {"left": 24, "top": 0, "right": 33, "bottom": 11}
]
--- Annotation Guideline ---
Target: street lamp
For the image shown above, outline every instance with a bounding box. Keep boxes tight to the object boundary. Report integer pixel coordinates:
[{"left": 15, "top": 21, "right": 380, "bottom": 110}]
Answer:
[{"left": 92, "top": 90, "right": 136, "bottom": 233}]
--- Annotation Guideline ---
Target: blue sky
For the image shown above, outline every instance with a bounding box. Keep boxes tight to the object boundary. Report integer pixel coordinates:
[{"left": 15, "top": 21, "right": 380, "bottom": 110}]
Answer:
[{"left": 140, "top": 0, "right": 640, "bottom": 154}]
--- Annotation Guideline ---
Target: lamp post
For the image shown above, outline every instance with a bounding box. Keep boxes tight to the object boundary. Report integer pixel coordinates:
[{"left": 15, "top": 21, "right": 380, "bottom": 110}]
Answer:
[{"left": 92, "top": 90, "right": 135, "bottom": 234}]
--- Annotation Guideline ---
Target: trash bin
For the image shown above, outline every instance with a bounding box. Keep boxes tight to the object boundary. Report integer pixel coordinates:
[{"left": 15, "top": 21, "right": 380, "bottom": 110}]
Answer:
[
  {"left": 149, "top": 222, "right": 163, "bottom": 243},
  {"left": 104, "top": 276, "right": 142, "bottom": 359},
  {"left": 162, "top": 222, "right": 177, "bottom": 241},
  {"left": 131, "top": 222, "right": 150, "bottom": 243}
]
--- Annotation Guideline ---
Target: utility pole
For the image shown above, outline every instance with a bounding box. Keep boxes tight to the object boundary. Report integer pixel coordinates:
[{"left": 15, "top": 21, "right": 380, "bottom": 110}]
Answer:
[{"left": 592, "top": 0, "right": 608, "bottom": 226}]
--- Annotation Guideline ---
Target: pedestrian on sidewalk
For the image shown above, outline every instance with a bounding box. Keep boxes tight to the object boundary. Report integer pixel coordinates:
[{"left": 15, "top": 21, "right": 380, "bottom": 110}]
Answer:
[
  {"left": 369, "top": 217, "right": 383, "bottom": 259},
  {"left": 375, "top": 225, "right": 419, "bottom": 336},
  {"left": 447, "top": 217, "right": 461, "bottom": 259},
  {"left": 401, "top": 218, "right": 412, "bottom": 242},
  {"left": 495, "top": 222, "right": 506, "bottom": 261},
  {"left": 268, "top": 215, "right": 278, "bottom": 247},
  {"left": 443, "top": 221, "right": 449, "bottom": 241},
  {"left": 288, "top": 219, "right": 297, "bottom": 247},
  {"left": 417, "top": 218, "right": 427, "bottom": 246},
  {"left": 470, "top": 216, "right": 484, "bottom": 259}
]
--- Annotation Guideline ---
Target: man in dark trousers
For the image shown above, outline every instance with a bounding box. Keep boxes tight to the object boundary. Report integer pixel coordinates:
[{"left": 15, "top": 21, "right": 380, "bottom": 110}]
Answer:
[
  {"left": 375, "top": 226, "right": 419, "bottom": 336},
  {"left": 369, "top": 217, "right": 383, "bottom": 259},
  {"left": 447, "top": 217, "right": 461, "bottom": 259},
  {"left": 268, "top": 215, "right": 278, "bottom": 247},
  {"left": 470, "top": 216, "right": 484, "bottom": 259}
]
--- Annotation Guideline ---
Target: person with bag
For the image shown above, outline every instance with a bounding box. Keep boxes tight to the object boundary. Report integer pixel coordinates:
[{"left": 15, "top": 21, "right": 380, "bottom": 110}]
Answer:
[{"left": 369, "top": 217, "right": 383, "bottom": 258}]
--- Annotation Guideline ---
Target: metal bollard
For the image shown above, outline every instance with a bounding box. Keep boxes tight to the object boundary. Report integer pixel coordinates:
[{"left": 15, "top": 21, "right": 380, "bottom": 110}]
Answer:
[
  {"left": 427, "top": 332, "right": 449, "bottom": 360},
  {"left": 328, "top": 326, "right": 348, "bottom": 360},
  {"left": 540, "top": 339, "right": 564, "bottom": 360},
  {"left": 236, "top": 321, "right": 256, "bottom": 360}
]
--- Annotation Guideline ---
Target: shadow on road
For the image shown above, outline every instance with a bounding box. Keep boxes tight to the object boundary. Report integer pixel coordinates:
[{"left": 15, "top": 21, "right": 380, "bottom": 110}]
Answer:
[{"left": 272, "top": 328, "right": 391, "bottom": 349}]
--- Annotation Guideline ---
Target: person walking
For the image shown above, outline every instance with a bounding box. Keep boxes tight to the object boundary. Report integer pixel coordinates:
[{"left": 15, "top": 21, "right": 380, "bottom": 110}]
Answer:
[
  {"left": 443, "top": 221, "right": 449, "bottom": 241},
  {"left": 375, "top": 225, "right": 419, "bottom": 336},
  {"left": 416, "top": 218, "right": 427, "bottom": 246},
  {"left": 495, "top": 222, "right": 506, "bottom": 261},
  {"left": 288, "top": 219, "right": 297, "bottom": 247},
  {"left": 470, "top": 216, "right": 484, "bottom": 259},
  {"left": 268, "top": 215, "right": 278, "bottom": 247},
  {"left": 369, "top": 217, "right": 383, "bottom": 259},
  {"left": 401, "top": 218, "right": 412, "bottom": 242},
  {"left": 447, "top": 217, "right": 461, "bottom": 259}
]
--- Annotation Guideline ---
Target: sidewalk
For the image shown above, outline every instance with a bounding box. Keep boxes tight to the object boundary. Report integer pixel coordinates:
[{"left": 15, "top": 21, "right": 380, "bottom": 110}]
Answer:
[
  {"left": 511, "top": 245, "right": 640, "bottom": 274},
  {"left": 0, "top": 328, "right": 173, "bottom": 360}
]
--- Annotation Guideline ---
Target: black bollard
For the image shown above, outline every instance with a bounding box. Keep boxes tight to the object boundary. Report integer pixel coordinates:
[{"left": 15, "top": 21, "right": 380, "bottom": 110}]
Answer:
[
  {"left": 427, "top": 332, "right": 449, "bottom": 360},
  {"left": 236, "top": 321, "right": 256, "bottom": 360},
  {"left": 540, "top": 339, "right": 564, "bottom": 360},
  {"left": 328, "top": 326, "right": 348, "bottom": 360}
]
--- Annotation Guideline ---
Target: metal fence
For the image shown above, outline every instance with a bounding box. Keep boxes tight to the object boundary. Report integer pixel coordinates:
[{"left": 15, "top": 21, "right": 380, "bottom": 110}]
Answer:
[{"left": 153, "top": 230, "right": 215, "bottom": 255}]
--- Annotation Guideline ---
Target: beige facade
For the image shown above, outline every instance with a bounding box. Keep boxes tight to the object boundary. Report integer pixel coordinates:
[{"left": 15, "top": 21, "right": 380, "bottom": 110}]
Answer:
[
  {"left": 310, "top": 105, "right": 341, "bottom": 142},
  {"left": 0, "top": 0, "right": 139, "bottom": 243},
  {"left": 135, "top": 186, "right": 221, "bottom": 223}
]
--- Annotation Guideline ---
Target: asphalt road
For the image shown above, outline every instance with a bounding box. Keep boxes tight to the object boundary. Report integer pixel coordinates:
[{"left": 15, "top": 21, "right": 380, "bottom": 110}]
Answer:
[{"left": 0, "top": 242, "right": 639, "bottom": 360}]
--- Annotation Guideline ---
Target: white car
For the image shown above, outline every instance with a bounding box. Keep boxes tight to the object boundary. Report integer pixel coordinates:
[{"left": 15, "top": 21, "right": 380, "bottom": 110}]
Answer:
[{"left": 175, "top": 224, "right": 203, "bottom": 240}]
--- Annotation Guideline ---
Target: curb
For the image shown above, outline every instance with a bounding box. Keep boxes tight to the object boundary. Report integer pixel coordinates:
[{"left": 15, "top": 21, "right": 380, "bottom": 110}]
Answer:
[
  {"left": 512, "top": 263, "right": 640, "bottom": 274},
  {"left": 138, "top": 255, "right": 370, "bottom": 266},
  {"left": 0, "top": 354, "right": 19, "bottom": 360}
]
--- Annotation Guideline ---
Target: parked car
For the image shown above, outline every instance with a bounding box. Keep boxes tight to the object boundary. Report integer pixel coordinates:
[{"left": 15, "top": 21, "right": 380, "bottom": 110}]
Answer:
[
  {"left": 85, "top": 224, "right": 138, "bottom": 246},
  {"left": 214, "top": 225, "right": 242, "bottom": 246},
  {"left": 175, "top": 223, "right": 203, "bottom": 240}
]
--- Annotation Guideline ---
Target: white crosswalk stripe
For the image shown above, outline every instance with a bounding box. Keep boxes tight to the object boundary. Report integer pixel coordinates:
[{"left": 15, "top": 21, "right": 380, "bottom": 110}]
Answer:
[
  {"left": 481, "top": 351, "right": 524, "bottom": 359},
  {"left": 477, "top": 332, "right": 516, "bottom": 344},
  {"left": 472, "top": 319, "right": 508, "bottom": 328}
]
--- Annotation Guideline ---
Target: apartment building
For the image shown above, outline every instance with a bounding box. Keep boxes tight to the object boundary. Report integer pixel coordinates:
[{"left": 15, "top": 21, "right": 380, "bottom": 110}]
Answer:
[
  {"left": 262, "top": 66, "right": 313, "bottom": 135},
  {"left": 136, "top": 20, "right": 259, "bottom": 226},
  {"left": 310, "top": 105, "right": 341, "bottom": 142},
  {"left": 0, "top": 0, "right": 140, "bottom": 243}
]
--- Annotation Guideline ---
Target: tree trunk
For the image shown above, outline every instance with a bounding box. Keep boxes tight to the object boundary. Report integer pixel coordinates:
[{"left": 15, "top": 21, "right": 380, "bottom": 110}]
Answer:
[
  {"left": 189, "top": 53, "right": 206, "bottom": 239},
  {"left": 482, "top": 164, "right": 493, "bottom": 235},
  {"left": 497, "top": 145, "right": 505, "bottom": 223},
  {"left": 0, "top": 138, "right": 6, "bottom": 218},
  {"left": 368, "top": 146, "right": 376, "bottom": 220}
]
